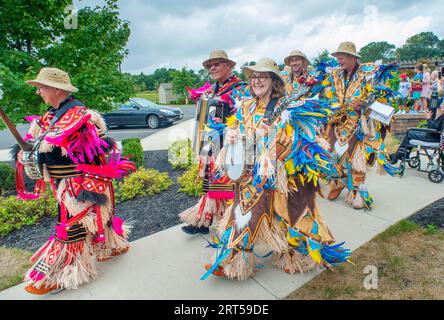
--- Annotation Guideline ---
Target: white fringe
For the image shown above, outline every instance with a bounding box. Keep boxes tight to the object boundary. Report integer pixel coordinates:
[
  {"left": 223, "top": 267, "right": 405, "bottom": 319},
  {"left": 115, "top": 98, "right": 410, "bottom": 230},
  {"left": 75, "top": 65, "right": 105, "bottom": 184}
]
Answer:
[
  {"left": 87, "top": 109, "right": 108, "bottom": 134},
  {"left": 26, "top": 238, "right": 98, "bottom": 290},
  {"left": 256, "top": 151, "right": 275, "bottom": 178},
  {"left": 273, "top": 250, "right": 316, "bottom": 274},
  {"left": 360, "top": 115, "right": 369, "bottom": 136},
  {"left": 352, "top": 191, "right": 365, "bottom": 209},
  {"left": 345, "top": 189, "right": 355, "bottom": 205},
  {"left": 214, "top": 146, "right": 228, "bottom": 174},
  {"left": 257, "top": 216, "right": 289, "bottom": 254},
  {"left": 179, "top": 196, "right": 224, "bottom": 227},
  {"left": 28, "top": 120, "right": 42, "bottom": 139},
  {"left": 213, "top": 203, "right": 233, "bottom": 237},
  {"left": 38, "top": 141, "right": 54, "bottom": 153},
  {"left": 223, "top": 251, "right": 256, "bottom": 281},
  {"left": 316, "top": 136, "right": 331, "bottom": 152},
  {"left": 275, "top": 160, "right": 288, "bottom": 197},
  {"left": 351, "top": 144, "right": 366, "bottom": 173}
]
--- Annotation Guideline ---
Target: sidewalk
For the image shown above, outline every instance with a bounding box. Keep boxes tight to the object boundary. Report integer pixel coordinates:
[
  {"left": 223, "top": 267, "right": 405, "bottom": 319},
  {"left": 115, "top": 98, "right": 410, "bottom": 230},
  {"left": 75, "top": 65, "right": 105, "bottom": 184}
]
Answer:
[{"left": 0, "top": 121, "right": 443, "bottom": 299}]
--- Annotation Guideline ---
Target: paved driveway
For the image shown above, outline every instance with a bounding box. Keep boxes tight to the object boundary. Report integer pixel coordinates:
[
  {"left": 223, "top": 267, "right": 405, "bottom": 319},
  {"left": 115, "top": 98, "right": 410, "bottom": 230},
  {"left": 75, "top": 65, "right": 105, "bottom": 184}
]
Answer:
[{"left": 0, "top": 105, "right": 196, "bottom": 149}]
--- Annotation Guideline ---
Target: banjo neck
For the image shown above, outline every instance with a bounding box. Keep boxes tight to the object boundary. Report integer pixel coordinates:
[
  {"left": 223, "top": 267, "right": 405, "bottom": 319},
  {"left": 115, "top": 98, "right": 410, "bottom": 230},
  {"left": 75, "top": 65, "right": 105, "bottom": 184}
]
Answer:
[
  {"left": 264, "top": 85, "right": 311, "bottom": 125},
  {"left": 0, "top": 107, "right": 33, "bottom": 151}
]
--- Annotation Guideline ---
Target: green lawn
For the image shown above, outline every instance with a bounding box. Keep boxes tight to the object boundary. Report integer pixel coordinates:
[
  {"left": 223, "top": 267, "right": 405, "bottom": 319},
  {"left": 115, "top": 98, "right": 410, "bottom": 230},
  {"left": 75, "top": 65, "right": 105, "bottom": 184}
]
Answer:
[{"left": 134, "top": 91, "right": 159, "bottom": 103}]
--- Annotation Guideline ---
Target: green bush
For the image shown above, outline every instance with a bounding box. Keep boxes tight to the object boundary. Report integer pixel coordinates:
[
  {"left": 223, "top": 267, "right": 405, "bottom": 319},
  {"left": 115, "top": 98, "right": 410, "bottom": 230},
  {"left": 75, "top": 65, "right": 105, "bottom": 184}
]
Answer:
[
  {"left": 177, "top": 164, "right": 203, "bottom": 197},
  {"left": 122, "top": 138, "right": 144, "bottom": 168},
  {"left": 0, "top": 163, "right": 15, "bottom": 195},
  {"left": 0, "top": 192, "right": 58, "bottom": 237},
  {"left": 417, "top": 120, "right": 428, "bottom": 128},
  {"left": 117, "top": 168, "right": 173, "bottom": 201},
  {"left": 168, "top": 139, "right": 195, "bottom": 170}
]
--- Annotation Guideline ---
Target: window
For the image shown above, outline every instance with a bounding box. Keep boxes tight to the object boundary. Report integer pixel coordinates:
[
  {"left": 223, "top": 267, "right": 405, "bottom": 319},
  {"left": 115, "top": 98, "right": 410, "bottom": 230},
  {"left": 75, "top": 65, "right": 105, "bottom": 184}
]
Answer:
[{"left": 131, "top": 98, "right": 157, "bottom": 108}]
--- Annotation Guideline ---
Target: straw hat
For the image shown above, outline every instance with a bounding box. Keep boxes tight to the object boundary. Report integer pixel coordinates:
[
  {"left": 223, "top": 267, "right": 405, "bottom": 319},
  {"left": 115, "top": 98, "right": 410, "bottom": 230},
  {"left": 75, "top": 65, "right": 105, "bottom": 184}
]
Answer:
[
  {"left": 243, "top": 58, "right": 283, "bottom": 83},
  {"left": 284, "top": 50, "right": 309, "bottom": 66},
  {"left": 202, "top": 49, "right": 236, "bottom": 69},
  {"left": 26, "top": 67, "right": 78, "bottom": 93},
  {"left": 331, "top": 41, "right": 361, "bottom": 59}
]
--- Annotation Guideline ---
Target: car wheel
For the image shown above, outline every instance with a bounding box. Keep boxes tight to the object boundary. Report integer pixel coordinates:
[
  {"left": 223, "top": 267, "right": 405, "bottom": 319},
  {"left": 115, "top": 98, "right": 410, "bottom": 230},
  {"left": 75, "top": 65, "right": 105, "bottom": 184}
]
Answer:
[{"left": 147, "top": 115, "right": 160, "bottom": 129}]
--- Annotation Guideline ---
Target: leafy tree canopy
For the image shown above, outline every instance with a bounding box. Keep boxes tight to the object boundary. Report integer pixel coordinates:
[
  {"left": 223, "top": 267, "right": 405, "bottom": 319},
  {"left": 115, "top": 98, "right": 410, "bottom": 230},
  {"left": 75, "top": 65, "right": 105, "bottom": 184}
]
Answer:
[
  {"left": 358, "top": 41, "right": 396, "bottom": 63},
  {"left": 0, "top": 0, "right": 134, "bottom": 126}
]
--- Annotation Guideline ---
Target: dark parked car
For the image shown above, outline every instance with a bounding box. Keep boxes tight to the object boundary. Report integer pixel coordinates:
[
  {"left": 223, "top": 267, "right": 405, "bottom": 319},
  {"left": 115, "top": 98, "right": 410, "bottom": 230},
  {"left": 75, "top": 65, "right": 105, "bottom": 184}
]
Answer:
[{"left": 103, "top": 98, "right": 183, "bottom": 129}]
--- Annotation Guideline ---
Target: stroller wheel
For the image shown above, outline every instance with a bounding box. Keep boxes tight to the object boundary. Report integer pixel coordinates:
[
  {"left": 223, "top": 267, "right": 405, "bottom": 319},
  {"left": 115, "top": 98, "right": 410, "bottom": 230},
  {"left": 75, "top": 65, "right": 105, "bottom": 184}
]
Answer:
[
  {"left": 428, "top": 169, "right": 444, "bottom": 183},
  {"left": 408, "top": 157, "right": 419, "bottom": 168}
]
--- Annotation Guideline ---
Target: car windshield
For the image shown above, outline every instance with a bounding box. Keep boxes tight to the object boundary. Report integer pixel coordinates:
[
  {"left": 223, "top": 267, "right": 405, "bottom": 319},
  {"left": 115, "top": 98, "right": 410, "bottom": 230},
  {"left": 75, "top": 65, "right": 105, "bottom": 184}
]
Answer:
[{"left": 131, "top": 98, "right": 157, "bottom": 108}]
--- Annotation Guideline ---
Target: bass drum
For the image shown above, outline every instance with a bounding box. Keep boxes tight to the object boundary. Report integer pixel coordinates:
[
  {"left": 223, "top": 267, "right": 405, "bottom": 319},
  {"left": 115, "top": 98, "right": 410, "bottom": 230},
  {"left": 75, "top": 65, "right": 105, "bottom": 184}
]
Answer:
[{"left": 224, "top": 138, "right": 246, "bottom": 181}]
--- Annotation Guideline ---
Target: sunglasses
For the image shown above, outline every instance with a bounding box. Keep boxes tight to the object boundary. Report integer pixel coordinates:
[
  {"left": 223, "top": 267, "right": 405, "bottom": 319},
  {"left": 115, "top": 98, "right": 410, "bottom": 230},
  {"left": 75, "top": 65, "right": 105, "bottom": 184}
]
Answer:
[{"left": 205, "top": 61, "right": 227, "bottom": 69}]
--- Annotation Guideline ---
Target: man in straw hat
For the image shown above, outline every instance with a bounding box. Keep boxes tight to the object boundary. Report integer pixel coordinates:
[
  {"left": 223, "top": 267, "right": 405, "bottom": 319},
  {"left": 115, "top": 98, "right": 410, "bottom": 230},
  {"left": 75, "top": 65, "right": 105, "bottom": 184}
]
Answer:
[
  {"left": 281, "top": 50, "right": 313, "bottom": 97},
  {"left": 13, "top": 67, "right": 135, "bottom": 294},
  {"left": 320, "top": 41, "right": 400, "bottom": 210},
  {"left": 180, "top": 49, "right": 247, "bottom": 236}
]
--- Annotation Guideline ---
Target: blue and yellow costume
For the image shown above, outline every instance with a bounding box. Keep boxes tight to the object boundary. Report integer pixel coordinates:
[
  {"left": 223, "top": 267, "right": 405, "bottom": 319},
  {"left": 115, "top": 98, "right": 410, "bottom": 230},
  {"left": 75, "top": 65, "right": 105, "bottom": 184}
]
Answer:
[
  {"left": 320, "top": 62, "right": 400, "bottom": 209},
  {"left": 202, "top": 96, "right": 350, "bottom": 280}
]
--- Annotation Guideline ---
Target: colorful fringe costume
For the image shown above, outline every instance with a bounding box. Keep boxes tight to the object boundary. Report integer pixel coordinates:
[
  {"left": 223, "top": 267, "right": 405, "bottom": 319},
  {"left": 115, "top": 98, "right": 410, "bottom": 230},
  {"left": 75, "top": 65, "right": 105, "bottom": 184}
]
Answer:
[
  {"left": 13, "top": 97, "right": 135, "bottom": 291},
  {"left": 281, "top": 68, "right": 321, "bottom": 99},
  {"left": 320, "top": 62, "right": 401, "bottom": 209},
  {"left": 202, "top": 97, "right": 350, "bottom": 281},
  {"left": 180, "top": 75, "right": 247, "bottom": 228}
]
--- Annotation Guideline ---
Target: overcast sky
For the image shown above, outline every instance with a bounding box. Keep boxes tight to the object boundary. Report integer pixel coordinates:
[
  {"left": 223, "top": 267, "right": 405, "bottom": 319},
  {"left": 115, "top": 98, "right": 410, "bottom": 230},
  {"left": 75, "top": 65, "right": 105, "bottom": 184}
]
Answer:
[{"left": 74, "top": 0, "right": 444, "bottom": 74}]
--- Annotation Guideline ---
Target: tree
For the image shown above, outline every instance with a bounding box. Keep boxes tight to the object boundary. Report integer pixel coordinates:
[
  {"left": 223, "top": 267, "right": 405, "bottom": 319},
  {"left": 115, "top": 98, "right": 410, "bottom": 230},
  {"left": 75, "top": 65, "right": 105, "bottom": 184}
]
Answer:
[
  {"left": 396, "top": 32, "right": 443, "bottom": 61},
  {"left": 172, "top": 68, "right": 199, "bottom": 104},
  {"left": 151, "top": 67, "right": 175, "bottom": 89},
  {"left": 311, "top": 49, "right": 331, "bottom": 66},
  {"left": 0, "top": 0, "right": 134, "bottom": 126},
  {"left": 358, "top": 41, "right": 396, "bottom": 63}
]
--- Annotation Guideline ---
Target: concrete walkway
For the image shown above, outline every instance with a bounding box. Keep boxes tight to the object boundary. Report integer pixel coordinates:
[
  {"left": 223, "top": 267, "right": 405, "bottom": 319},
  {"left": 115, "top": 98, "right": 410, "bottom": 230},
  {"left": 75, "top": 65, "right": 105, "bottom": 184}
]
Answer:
[{"left": 0, "top": 120, "right": 443, "bottom": 299}]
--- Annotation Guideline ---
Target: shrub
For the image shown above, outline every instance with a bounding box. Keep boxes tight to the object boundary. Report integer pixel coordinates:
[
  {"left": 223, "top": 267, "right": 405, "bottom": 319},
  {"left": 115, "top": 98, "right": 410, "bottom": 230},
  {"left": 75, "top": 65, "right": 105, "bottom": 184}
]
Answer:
[
  {"left": 168, "top": 139, "right": 195, "bottom": 170},
  {"left": 122, "top": 138, "right": 144, "bottom": 168},
  {"left": 117, "top": 168, "right": 173, "bottom": 201},
  {"left": 0, "top": 163, "right": 15, "bottom": 195},
  {"left": 0, "top": 191, "right": 58, "bottom": 237},
  {"left": 417, "top": 120, "right": 428, "bottom": 128},
  {"left": 177, "top": 164, "right": 203, "bottom": 197}
]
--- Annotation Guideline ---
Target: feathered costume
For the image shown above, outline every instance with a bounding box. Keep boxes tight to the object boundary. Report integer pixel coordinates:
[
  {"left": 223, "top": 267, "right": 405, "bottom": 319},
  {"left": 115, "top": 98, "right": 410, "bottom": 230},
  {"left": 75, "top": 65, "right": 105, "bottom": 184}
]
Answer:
[
  {"left": 202, "top": 97, "right": 350, "bottom": 281},
  {"left": 13, "top": 97, "right": 136, "bottom": 291},
  {"left": 319, "top": 62, "right": 401, "bottom": 209},
  {"left": 180, "top": 76, "right": 247, "bottom": 228}
]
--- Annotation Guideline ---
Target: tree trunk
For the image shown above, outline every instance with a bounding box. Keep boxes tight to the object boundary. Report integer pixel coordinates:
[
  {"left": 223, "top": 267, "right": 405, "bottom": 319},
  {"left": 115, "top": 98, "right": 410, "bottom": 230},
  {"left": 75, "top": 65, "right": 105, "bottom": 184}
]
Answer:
[{"left": 26, "top": 39, "right": 32, "bottom": 54}]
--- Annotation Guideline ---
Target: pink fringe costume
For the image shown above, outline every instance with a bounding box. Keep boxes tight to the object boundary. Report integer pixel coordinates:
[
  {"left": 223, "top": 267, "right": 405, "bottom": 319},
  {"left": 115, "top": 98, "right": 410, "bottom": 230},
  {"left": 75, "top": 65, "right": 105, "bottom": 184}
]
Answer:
[
  {"left": 13, "top": 97, "right": 136, "bottom": 291},
  {"left": 180, "top": 76, "right": 246, "bottom": 228}
]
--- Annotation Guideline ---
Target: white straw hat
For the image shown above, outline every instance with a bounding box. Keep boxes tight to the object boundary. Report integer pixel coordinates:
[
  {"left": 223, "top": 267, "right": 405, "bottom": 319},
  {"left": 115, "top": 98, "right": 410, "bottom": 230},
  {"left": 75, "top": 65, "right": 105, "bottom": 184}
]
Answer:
[
  {"left": 202, "top": 49, "right": 236, "bottom": 69},
  {"left": 27, "top": 67, "right": 78, "bottom": 93},
  {"left": 331, "top": 41, "right": 361, "bottom": 58}
]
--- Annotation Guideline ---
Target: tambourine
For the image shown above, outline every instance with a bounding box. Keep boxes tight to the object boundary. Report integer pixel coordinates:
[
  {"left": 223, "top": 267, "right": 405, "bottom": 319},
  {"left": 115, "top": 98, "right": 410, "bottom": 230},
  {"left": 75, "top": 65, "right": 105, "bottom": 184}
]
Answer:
[{"left": 224, "top": 136, "right": 246, "bottom": 181}]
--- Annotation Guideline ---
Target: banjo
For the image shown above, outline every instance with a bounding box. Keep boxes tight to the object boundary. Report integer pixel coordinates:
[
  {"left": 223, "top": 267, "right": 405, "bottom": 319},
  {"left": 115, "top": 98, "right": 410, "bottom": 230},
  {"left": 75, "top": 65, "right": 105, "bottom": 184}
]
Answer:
[{"left": 0, "top": 107, "right": 43, "bottom": 180}]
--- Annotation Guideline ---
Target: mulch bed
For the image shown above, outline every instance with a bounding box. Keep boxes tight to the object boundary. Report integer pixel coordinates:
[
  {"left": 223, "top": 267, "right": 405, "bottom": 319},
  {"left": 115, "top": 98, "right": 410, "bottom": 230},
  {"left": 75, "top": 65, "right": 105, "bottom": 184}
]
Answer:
[
  {"left": 408, "top": 197, "right": 444, "bottom": 229},
  {"left": 0, "top": 150, "right": 198, "bottom": 252}
]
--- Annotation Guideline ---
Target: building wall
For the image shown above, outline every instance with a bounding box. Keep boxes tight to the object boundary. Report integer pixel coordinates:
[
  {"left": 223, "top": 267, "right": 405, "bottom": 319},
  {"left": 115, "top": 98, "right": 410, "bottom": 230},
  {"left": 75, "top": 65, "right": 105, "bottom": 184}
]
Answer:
[{"left": 158, "top": 84, "right": 179, "bottom": 104}]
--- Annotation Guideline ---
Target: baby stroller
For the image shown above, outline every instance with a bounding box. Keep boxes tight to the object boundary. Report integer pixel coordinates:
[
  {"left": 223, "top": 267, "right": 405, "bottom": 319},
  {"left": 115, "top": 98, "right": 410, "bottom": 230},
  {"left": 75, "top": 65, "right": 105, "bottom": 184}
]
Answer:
[{"left": 399, "top": 128, "right": 444, "bottom": 183}]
